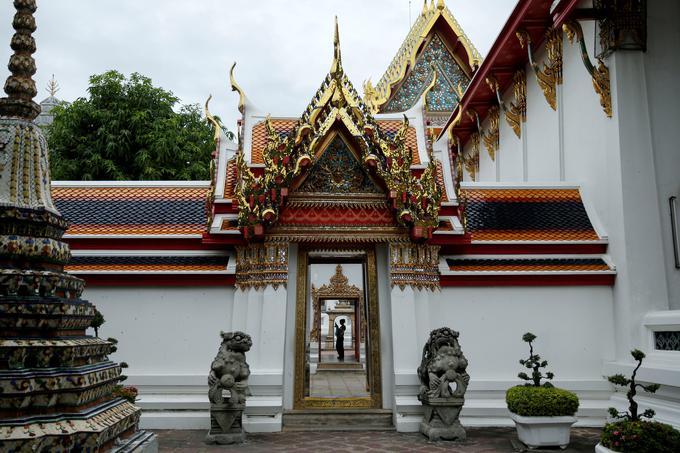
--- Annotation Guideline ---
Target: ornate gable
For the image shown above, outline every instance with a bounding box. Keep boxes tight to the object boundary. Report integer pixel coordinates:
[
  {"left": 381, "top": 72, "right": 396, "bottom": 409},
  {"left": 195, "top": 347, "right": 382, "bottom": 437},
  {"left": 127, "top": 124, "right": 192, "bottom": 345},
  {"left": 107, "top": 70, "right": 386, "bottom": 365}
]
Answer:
[
  {"left": 383, "top": 33, "right": 469, "bottom": 113},
  {"left": 364, "top": 0, "right": 481, "bottom": 114},
  {"left": 233, "top": 18, "right": 442, "bottom": 242},
  {"left": 295, "top": 133, "right": 382, "bottom": 195}
]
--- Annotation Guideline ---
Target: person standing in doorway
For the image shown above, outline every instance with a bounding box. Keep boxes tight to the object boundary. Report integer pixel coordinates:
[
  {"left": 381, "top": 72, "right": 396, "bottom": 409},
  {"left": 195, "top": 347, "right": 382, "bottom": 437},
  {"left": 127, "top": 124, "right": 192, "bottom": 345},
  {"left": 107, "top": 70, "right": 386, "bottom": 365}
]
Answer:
[{"left": 335, "top": 319, "right": 346, "bottom": 361}]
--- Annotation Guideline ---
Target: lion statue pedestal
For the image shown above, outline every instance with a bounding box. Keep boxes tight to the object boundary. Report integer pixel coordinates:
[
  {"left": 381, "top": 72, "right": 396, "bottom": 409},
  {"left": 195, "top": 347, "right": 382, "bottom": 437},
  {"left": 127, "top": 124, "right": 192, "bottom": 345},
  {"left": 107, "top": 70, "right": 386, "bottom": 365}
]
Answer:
[
  {"left": 205, "top": 331, "right": 252, "bottom": 445},
  {"left": 417, "top": 327, "right": 469, "bottom": 441}
]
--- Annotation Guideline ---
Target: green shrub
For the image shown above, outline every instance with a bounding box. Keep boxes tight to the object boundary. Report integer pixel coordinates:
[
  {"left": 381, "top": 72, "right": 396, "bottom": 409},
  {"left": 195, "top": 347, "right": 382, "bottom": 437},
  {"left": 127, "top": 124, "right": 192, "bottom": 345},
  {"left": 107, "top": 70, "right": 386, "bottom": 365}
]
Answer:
[
  {"left": 506, "top": 385, "right": 579, "bottom": 416},
  {"left": 112, "top": 385, "right": 138, "bottom": 404},
  {"left": 600, "top": 419, "right": 680, "bottom": 453}
]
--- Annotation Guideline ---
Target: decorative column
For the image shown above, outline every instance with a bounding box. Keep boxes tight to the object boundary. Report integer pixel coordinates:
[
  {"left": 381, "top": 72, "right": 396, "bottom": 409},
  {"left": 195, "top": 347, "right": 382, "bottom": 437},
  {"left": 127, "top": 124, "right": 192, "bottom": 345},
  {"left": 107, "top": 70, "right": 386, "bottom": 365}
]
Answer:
[{"left": 0, "top": 1, "right": 155, "bottom": 451}]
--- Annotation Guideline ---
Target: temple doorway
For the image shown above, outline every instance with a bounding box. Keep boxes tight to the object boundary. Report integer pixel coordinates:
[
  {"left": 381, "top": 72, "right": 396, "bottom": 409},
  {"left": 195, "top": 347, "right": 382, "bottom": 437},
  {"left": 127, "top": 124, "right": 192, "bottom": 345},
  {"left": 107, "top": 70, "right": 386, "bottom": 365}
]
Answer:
[{"left": 294, "top": 247, "right": 382, "bottom": 409}]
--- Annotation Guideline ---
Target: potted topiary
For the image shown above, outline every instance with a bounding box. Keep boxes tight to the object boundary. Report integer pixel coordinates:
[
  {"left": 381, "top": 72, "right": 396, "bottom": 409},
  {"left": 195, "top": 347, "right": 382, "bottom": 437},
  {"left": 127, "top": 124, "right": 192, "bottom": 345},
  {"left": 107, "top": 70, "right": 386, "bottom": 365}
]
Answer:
[
  {"left": 596, "top": 349, "right": 680, "bottom": 453},
  {"left": 506, "top": 332, "right": 579, "bottom": 449}
]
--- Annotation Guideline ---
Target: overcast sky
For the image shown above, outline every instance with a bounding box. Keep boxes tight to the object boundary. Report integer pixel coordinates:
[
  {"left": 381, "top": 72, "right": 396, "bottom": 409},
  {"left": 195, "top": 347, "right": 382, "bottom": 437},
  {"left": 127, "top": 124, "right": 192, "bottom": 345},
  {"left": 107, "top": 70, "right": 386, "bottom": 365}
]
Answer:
[{"left": 0, "top": 1, "right": 516, "bottom": 131}]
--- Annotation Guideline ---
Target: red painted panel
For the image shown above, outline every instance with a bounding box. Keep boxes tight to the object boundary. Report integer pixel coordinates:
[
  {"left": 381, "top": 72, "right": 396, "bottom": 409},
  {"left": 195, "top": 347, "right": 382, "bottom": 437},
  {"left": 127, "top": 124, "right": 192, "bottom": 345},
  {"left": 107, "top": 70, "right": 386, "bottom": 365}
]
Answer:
[
  {"left": 80, "top": 274, "right": 236, "bottom": 287},
  {"left": 440, "top": 273, "right": 615, "bottom": 286}
]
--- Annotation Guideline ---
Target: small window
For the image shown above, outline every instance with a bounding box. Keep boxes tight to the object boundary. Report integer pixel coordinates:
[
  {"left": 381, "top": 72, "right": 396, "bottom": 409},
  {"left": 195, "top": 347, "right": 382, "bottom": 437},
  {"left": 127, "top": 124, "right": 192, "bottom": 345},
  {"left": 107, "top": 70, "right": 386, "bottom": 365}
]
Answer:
[{"left": 654, "top": 331, "right": 680, "bottom": 351}]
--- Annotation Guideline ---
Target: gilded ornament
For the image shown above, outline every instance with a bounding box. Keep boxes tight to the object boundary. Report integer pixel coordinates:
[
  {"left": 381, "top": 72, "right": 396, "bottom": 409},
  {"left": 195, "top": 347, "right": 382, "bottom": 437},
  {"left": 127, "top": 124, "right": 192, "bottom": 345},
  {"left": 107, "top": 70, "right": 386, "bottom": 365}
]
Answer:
[
  {"left": 505, "top": 70, "right": 527, "bottom": 138},
  {"left": 390, "top": 243, "right": 440, "bottom": 291},
  {"left": 229, "top": 62, "right": 246, "bottom": 115},
  {"left": 463, "top": 147, "right": 478, "bottom": 182},
  {"left": 482, "top": 105, "right": 499, "bottom": 161},
  {"left": 235, "top": 241, "right": 288, "bottom": 290},
  {"left": 563, "top": 20, "right": 612, "bottom": 118},
  {"left": 517, "top": 28, "right": 562, "bottom": 111}
]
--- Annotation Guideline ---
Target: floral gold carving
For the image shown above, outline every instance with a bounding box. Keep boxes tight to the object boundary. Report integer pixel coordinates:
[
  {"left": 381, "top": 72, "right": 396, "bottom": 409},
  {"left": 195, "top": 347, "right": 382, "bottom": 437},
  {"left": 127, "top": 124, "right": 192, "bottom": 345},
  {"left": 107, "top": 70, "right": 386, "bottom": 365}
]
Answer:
[
  {"left": 505, "top": 70, "right": 526, "bottom": 138},
  {"left": 482, "top": 106, "right": 500, "bottom": 161},
  {"left": 390, "top": 244, "right": 440, "bottom": 291},
  {"left": 235, "top": 241, "right": 288, "bottom": 290}
]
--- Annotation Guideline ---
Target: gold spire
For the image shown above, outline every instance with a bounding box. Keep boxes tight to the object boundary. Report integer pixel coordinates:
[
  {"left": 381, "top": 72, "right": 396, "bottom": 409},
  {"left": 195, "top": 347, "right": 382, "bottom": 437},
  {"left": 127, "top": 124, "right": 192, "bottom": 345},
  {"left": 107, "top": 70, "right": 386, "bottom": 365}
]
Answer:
[
  {"left": 0, "top": 0, "right": 40, "bottom": 119},
  {"left": 46, "top": 74, "right": 60, "bottom": 97},
  {"left": 330, "top": 16, "right": 342, "bottom": 77},
  {"left": 437, "top": 0, "right": 445, "bottom": 11},
  {"left": 422, "top": 0, "right": 428, "bottom": 15}
]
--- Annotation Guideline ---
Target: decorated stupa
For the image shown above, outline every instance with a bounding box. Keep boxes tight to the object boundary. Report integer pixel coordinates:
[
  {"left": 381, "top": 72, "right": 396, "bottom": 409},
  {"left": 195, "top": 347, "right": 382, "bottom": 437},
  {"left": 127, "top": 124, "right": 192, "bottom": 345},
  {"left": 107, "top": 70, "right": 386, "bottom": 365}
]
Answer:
[{"left": 0, "top": 1, "right": 156, "bottom": 451}]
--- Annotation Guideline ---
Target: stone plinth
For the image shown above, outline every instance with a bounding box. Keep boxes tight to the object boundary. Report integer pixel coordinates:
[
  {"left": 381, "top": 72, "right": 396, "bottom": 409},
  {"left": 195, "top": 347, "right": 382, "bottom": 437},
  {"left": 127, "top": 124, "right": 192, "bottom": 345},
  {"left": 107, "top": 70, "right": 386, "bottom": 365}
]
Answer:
[
  {"left": 419, "top": 395, "right": 466, "bottom": 441},
  {"left": 205, "top": 403, "right": 246, "bottom": 444}
]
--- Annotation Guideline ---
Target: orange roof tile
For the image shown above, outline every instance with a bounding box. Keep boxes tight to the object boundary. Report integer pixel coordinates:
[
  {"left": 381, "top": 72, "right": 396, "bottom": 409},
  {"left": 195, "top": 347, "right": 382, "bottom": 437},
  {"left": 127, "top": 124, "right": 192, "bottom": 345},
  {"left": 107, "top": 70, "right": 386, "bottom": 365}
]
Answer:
[
  {"left": 223, "top": 158, "right": 238, "bottom": 199},
  {"left": 248, "top": 119, "right": 421, "bottom": 165},
  {"left": 460, "top": 187, "right": 600, "bottom": 242}
]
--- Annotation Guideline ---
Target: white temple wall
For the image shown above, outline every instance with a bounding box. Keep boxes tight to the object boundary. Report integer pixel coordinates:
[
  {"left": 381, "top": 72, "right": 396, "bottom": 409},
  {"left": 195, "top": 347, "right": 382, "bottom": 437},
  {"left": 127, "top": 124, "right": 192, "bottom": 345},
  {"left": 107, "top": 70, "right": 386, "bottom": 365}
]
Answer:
[
  {"left": 498, "top": 106, "right": 524, "bottom": 182},
  {"left": 525, "top": 45, "right": 560, "bottom": 181},
  {"left": 477, "top": 114, "right": 496, "bottom": 182},
  {"left": 561, "top": 20, "right": 611, "bottom": 228},
  {"left": 645, "top": 0, "right": 680, "bottom": 309},
  {"left": 390, "top": 285, "right": 616, "bottom": 431}
]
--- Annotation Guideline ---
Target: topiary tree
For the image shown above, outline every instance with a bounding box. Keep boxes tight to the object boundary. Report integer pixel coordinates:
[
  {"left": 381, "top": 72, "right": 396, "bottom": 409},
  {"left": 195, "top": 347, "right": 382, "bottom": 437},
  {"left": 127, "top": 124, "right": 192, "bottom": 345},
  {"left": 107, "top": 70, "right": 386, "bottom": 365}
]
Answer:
[
  {"left": 607, "top": 349, "right": 660, "bottom": 421},
  {"left": 518, "top": 332, "right": 555, "bottom": 387},
  {"left": 90, "top": 308, "right": 105, "bottom": 337}
]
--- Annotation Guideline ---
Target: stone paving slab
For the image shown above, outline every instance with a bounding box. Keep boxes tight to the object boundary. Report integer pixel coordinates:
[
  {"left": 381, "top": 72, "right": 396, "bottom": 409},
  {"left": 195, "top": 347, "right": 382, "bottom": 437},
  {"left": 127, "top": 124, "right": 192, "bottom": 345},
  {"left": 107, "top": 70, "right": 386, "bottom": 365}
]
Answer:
[{"left": 152, "top": 427, "right": 601, "bottom": 452}]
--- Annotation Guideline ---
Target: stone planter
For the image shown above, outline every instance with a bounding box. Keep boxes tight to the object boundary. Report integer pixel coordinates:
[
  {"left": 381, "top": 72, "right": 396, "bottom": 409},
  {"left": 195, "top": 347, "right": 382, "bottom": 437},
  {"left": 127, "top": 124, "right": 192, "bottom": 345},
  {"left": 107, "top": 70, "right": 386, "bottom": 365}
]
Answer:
[
  {"left": 595, "top": 443, "right": 616, "bottom": 453},
  {"left": 510, "top": 413, "right": 577, "bottom": 449}
]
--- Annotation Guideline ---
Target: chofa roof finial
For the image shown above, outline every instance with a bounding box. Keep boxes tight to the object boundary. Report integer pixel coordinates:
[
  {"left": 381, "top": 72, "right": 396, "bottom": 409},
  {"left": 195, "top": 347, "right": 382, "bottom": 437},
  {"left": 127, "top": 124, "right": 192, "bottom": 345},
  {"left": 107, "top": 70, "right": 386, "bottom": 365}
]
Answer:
[
  {"left": 46, "top": 74, "right": 60, "bottom": 97},
  {"left": 0, "top": 0, "right": 41, "bottom": 120},
  {"left": 330, "top": 16, "right": 342, "bottom": 77}
]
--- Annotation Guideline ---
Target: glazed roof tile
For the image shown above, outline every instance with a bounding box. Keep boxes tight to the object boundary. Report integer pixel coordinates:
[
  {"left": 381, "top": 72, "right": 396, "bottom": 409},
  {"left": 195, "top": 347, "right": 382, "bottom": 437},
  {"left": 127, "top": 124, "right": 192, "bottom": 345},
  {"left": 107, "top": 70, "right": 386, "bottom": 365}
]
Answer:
[
  {"left": 65, "top": 255, "right": 229, "bottom": 273},
  {"left": 249, "top": 118, "right": 421, "bottom": 165},
  {"left": 222, "top": 158, "right": 238, "bottom": 199},
  {"left": 446, "top": 257, "right": 611, "bottom": 272},
  {"left": 435, "top": 160, "right": 448, "bottom": 202},
  {"left": 461, "top": 187, "right": 600, "bottom": 242},
  {"left": 52, "top": 185, "right": 209, "bottom": 236}
]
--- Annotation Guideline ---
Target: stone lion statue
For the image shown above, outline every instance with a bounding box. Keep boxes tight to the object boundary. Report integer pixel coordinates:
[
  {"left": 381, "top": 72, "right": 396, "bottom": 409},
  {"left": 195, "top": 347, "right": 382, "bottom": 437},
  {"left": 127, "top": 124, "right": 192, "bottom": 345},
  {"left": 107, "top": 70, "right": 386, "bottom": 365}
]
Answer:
[
  {"left": 417, "top": 327, "right": 469, "bottom": 401},
  {"left": 208, "top": 331, "right": 252, "bottom": 406}
]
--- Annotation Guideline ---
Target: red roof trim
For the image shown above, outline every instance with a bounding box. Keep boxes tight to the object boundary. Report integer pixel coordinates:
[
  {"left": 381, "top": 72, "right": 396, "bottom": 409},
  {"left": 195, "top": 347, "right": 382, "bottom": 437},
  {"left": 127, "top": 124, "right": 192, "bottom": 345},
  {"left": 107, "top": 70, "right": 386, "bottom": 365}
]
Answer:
[
  {"left": 79, "top": 274, "right": 235, "bottom": 287},
  {"left": 436, "top": 0, "right": 578, "bottom": 145},
  {"left": 441, "top": 273, "right": 615, "bottom": 286}
]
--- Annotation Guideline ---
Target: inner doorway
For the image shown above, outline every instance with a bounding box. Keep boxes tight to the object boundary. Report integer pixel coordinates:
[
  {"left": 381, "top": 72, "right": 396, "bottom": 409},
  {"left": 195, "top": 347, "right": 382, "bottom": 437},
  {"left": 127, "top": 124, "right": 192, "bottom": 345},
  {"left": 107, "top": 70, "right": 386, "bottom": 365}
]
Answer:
[
  {"left": 310, "top": 264, "right": 367, "bottom": 398},
  {"left": 294, "top": 247, "right": 382, "bottom": 409}
]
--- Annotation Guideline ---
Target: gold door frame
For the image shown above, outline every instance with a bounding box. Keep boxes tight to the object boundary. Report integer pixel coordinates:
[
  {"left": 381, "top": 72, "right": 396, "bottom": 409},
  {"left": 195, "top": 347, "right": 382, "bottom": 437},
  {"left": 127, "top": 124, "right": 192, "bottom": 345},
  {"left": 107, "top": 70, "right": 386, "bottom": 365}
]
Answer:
[{"left": 294, "top": 246, "right": 382, "bottom": 409}]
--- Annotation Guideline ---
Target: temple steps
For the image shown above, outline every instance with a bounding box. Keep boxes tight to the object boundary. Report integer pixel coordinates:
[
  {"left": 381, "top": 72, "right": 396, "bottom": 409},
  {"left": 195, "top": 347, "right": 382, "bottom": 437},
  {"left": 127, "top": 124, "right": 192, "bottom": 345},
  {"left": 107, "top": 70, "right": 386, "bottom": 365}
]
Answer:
[
  {"left": 315, "top": 362, "right": 365, "bottom": 372},
  {"left": 282, "top": 409, "right": 394, "bottom": 431}
]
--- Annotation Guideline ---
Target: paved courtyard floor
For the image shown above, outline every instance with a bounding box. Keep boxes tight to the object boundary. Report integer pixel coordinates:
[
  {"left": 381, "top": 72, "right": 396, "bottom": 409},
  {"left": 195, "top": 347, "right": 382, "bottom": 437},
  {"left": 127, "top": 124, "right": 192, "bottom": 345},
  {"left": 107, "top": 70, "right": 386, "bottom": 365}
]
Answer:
[{"left": 153, "top": 427, "right": 601, "bottom": 452}]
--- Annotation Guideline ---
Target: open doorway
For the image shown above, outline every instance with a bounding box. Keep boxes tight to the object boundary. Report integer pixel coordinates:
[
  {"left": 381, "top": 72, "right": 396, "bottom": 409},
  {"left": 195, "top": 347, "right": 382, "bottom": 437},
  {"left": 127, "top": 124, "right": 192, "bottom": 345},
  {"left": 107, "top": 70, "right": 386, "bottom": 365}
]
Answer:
[
  {"left": 294, "top": 247, "right": 382, "bottom": 409},
  {"left": 309, "top": 264, "right": 368, "bottom": 398}
]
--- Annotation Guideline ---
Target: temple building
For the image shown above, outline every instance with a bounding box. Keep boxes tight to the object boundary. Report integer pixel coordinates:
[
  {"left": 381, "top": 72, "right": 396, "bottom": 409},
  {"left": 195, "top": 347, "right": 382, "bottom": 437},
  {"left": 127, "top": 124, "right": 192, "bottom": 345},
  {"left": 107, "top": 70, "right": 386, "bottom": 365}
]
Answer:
[{"left": 46, "top": 0, "right": 680, "bottom": 433}]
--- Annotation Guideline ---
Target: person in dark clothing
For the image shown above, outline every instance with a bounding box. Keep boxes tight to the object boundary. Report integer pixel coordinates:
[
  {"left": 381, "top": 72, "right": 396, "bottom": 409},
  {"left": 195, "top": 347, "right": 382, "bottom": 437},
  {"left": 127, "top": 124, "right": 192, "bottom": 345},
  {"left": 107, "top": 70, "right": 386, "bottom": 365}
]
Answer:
[{"left": 335, "top": 319, "right": 346, "bottom": 361}]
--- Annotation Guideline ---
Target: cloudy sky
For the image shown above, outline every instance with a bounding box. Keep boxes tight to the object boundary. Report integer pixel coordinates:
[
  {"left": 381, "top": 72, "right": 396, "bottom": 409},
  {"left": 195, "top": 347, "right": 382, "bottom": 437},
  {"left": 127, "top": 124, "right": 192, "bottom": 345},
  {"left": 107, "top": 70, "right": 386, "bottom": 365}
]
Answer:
[{"left": 0, "top": 1, "right": 516, "bottom": 130}]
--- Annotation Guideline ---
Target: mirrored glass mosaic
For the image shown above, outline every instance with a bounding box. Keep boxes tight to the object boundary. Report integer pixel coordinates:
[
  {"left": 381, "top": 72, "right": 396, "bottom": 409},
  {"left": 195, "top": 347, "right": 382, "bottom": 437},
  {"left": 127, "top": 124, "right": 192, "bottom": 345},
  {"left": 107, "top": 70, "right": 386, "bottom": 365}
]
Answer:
[{"left": 384, "top": 33, "right": 468, "bottom": 113}]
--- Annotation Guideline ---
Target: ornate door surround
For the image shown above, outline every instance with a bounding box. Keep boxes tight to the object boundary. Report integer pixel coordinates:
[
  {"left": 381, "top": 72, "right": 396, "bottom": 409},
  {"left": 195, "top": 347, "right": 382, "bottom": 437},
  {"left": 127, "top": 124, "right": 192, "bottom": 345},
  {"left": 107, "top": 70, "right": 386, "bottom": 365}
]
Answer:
[{"left": 293, "top": 246, "right": 382, "bottom": 409}]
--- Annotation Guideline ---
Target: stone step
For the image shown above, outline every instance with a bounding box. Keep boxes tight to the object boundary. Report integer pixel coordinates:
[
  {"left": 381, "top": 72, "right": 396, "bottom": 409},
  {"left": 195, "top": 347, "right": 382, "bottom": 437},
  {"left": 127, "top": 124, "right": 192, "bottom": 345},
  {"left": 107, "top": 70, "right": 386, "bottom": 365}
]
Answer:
[
  {"left": 282, "top": 409, "right": 394, "bottom": 432},
  {"left": 316, "top": 362, "right": 364, "bottom": 372}
]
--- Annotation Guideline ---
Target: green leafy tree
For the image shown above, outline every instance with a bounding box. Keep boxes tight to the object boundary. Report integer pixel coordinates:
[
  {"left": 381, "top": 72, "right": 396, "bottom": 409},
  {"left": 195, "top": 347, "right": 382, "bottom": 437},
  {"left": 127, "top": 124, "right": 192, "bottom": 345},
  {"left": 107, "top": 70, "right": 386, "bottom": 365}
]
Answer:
[{"left": 47, "top": 70, "right": 225, "bottom": 180}]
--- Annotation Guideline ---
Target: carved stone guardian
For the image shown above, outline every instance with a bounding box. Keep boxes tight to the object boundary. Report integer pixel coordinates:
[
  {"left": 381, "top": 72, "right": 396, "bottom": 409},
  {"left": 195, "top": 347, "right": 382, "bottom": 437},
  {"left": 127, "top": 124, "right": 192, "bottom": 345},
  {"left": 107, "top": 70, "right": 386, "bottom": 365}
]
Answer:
[
  {"left": 417, "top": 327, "right": 470, "bottom": 441},
  {"left": 205, "top": 331, "right": 252, "bottom": 444}
]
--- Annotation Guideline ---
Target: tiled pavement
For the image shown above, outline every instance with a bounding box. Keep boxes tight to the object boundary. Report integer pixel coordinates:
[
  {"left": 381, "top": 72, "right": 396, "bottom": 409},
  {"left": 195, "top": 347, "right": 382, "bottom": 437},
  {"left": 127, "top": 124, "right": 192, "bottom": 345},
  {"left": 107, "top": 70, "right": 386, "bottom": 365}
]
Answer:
[
  {"left": 153, "top": 427, "right": 601, "bottom": 452},
  {"left": 310, "top": 370, "right": 369, "bottom": 397}
]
